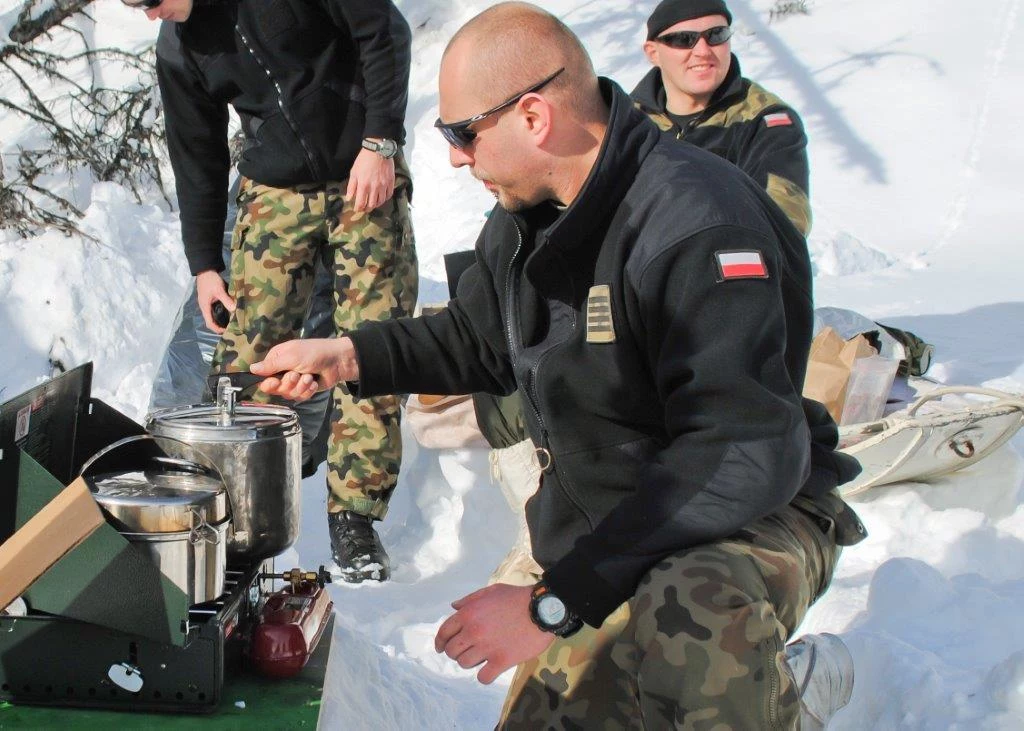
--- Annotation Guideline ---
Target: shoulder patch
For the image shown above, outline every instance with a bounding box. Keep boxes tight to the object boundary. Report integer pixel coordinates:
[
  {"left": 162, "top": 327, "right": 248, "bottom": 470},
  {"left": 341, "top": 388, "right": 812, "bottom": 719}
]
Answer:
[
  {"left": 715, "top": 250, "right": 769, "bottom": 281},
  {"left": 764, "top": 112, "right": 793, "bottom": 128},
  {"left": 586, "top": 285, "right": 616, "bottom": 343}
]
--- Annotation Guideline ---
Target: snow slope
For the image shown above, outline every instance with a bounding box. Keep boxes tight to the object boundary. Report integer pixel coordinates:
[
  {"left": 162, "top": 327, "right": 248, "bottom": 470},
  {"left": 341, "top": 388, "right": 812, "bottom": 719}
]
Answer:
[{"left": 2, "top": 0, "right": 1024, "bottom": 728}]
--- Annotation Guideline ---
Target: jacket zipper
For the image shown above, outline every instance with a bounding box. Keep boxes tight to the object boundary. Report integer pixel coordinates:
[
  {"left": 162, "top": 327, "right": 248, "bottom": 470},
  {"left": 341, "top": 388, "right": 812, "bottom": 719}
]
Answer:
[
  {"left": 235, "top": 26, "right": 325, "bottom": 180},
  {"left": 504, "top": 221, "right": 591, "bottom": 522}
]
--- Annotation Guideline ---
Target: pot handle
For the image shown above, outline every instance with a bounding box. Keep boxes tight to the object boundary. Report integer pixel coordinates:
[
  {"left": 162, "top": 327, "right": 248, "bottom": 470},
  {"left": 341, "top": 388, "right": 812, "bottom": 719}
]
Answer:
[
  {"left": 148, "top": 454, "right": 215, "bottom": 477},
  {"left": 189, "top": 509, "right": 222, "bottom": 545},
  {"left": 80, "top": 434, "right": 211, "bottom": 481}
]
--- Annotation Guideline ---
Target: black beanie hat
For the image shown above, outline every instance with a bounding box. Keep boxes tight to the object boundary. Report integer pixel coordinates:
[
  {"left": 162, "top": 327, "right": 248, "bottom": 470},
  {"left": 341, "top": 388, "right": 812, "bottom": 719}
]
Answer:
[{"left": 646, "top": 0, "right": 733, "bottom": 40}]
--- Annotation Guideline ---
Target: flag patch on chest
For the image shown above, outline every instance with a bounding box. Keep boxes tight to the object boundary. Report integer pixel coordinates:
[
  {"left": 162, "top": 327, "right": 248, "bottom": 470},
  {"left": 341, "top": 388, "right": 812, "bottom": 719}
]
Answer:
[
  {"left": 586, "top": 285, "right": 616, "bottom": 343},
  {"left": 715, "top": 250, "right": 769, "bottom": 281},
  {"left": 764, "top": 112, "right": 793, "bottom": 128}
]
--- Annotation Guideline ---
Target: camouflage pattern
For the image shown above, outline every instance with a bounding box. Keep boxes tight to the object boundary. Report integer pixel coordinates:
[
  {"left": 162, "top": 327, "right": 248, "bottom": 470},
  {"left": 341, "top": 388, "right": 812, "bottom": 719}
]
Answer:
[
  {"left": 640, "top": 79, "right": 812, "bottom": 236},
  {"left": 212, "top": 157, "right": 417, "bottom": 518},
  {"left": 498, "top": 497, "right": 841, "bottom": 730}
]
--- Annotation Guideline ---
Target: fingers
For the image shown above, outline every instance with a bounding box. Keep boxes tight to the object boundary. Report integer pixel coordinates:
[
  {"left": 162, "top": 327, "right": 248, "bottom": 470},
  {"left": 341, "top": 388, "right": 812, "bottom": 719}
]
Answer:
[
  {"left": 477, "top": 659, "right": 510, "bottom": 685},
  {"left": 352, "top": 183, "right": 383, "bottom": 212},
  {"left": 345, "top": 175, "right": 358, "bottom": 206},
  {"left": 434, "top": 613, "right": 462, "bottom": 653},
  {"left": 455, "top": 646, "right": 486, "bottom": 670}
]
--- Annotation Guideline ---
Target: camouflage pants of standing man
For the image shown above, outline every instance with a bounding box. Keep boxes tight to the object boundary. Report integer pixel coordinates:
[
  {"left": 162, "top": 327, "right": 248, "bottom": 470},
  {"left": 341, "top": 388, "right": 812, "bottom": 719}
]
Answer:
[
  {"left": 499, "top": 495, "right": 843, "bottom": 730},
  {"left": 212, "top": 162, "right": 417, "bottom": 519}
]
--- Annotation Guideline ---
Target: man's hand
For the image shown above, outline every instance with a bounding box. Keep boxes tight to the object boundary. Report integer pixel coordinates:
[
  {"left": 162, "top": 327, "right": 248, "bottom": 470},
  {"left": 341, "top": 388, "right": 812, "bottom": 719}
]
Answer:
[
  {"left": 434, "top": 584, "right": 554, "bottom": 684},
  {"left": 346, "top": 145, "right": 395, "bottom": 212},
  {"left": 196, "top": 270, "right": 235, "bottom": 334},
  {"left": 251, "top": 337, "right": 360, "bottom": 400}
]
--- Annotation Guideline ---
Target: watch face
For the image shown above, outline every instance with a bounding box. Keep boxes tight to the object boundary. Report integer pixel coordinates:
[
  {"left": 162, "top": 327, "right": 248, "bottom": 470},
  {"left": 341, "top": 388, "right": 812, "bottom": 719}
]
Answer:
[{"left": 537, "top": 594, "right": 567, "bottom": 627}]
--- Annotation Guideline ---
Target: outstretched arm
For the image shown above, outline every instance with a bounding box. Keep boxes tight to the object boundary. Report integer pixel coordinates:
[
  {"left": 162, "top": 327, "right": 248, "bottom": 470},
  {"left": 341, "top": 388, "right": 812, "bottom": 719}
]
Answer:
[{"left": 251, "top": 337, "right": 361, "bottom": 400}]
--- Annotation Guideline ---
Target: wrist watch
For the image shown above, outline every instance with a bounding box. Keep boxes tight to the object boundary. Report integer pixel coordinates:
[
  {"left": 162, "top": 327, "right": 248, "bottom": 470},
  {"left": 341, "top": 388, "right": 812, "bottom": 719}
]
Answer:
[
  {"left": 529, "top": 581, "right": 583, "bottom": 638},
  {"left": 361, "top": 138, "right": 399, "bottom": 159}
]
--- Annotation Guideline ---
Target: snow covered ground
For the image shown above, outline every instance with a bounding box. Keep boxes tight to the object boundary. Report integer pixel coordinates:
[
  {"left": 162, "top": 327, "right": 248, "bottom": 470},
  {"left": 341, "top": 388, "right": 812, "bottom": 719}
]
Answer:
[{"left": 3, "top": 0, "right": 1024, "bottom": 728}]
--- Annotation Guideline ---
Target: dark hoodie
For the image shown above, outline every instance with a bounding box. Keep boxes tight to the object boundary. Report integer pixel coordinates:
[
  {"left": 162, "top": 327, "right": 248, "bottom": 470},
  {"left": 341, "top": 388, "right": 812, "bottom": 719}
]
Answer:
[
  {"left": 155, "top": 0, "right": 411, "bottom": 275},
  {"left": 346, "top": 79, "right": 862, "bottom": 627},
  {"left": 632, "top": 55, "right": 812, "bottom": 235}
]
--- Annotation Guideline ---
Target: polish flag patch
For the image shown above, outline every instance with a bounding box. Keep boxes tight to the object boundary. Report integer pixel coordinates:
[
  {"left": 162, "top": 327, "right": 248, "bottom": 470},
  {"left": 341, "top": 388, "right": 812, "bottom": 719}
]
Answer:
[
  {"left": 715, "top": 250, "right": 769, "bottom": 281},
  {"left": 764, "top": 112, "right": 793, "bottom": 128}
]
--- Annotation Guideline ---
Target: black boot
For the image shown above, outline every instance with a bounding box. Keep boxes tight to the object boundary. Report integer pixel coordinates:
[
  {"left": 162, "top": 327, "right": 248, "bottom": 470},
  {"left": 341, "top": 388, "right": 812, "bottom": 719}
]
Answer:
[{"left": 327, "top": 511, "right": 391, "bottom": 583}]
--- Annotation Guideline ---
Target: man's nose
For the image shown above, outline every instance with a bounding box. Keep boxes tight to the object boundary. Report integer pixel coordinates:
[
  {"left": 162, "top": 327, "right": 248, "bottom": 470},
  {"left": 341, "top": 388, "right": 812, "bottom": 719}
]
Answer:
[{"left": 449, "top": 144, "right": 473, "bottom": 168}]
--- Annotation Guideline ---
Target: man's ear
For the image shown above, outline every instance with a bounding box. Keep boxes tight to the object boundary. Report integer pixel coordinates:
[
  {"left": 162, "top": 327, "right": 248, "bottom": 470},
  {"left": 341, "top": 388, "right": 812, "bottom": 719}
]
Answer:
[
  {"left": 643, "top": 40, "right": 660, "bottom": 66},
  {"left": 519, "top": 94, "right": 553, "bottom": 144}
]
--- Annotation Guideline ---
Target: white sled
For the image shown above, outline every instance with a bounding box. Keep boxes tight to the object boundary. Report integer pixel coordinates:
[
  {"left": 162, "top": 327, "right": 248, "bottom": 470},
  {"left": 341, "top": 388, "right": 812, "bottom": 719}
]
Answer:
[{"left": 836, "top": 386, "right": 1024, "bottom": 497}]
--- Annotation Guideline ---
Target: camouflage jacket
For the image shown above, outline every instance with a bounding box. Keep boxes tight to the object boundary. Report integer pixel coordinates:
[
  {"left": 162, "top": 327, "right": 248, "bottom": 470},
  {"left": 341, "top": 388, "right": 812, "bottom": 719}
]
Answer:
[
  {"left": 631, "top": 56, "right": 812, "bottom": 236},
  {"left": 349, "top": 80, "right": 858, "bottom": 627},
  {"left": 155, "top": 0, "right": 411, "bottom": 275}
]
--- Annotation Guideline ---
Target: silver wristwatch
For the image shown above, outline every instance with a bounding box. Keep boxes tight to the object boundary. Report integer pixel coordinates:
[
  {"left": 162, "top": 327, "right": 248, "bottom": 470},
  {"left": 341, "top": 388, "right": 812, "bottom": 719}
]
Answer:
[{"left": 361, "top": 138, "right": 399, "bottom": 159}]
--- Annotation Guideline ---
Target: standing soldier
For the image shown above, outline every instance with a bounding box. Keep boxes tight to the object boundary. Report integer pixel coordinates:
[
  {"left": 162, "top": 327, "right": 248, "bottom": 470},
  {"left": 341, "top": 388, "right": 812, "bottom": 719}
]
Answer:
[{"left": 132, "top": 0, "right": 417, "bottom": 581}]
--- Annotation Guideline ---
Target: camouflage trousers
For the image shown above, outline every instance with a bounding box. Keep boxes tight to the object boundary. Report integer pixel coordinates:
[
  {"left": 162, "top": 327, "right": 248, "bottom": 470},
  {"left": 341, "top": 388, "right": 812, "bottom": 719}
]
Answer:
[
  {"left": 212, "top": 164, "right": 418, "bottom": 518},
  {"left": 499, "top": 498, "right": 841, "bottom": 730}
]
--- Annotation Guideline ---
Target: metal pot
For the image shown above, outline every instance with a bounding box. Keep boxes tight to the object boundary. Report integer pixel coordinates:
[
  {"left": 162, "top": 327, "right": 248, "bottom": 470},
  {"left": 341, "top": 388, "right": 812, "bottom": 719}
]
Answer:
[
  {"left": 145, "top": 384, "right": 302, "bottom": 563},
  {"left": 86, "top": 452, "right": 229, "bottom": 605}
]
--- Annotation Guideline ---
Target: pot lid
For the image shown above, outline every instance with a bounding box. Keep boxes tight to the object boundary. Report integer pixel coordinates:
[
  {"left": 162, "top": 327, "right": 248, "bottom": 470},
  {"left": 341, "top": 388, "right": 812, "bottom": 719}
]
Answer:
[
  {"left": 89, "top": 466, "right": 228, "bottom": 533},
  {"left": 146, "top": 403, "right": 300, "bottom": 442}
]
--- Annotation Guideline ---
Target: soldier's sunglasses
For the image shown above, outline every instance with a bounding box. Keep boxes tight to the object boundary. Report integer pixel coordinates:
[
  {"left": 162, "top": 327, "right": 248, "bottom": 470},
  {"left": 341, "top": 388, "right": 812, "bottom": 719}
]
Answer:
[
  {"left": 434, "top": 68, "right": 565, "bottom": 149},
  {"left": 655, "top": 26, "right": 733, "bottom": 49},
  {"left": 121, "top": 0, "right": 163, "bottom": 8}
]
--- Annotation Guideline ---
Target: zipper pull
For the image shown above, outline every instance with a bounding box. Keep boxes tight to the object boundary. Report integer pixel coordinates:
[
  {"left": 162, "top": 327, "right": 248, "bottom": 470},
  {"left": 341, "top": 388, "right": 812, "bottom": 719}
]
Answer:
[{"left": 534, "top": 430, "right": 554, "bottom": 473}]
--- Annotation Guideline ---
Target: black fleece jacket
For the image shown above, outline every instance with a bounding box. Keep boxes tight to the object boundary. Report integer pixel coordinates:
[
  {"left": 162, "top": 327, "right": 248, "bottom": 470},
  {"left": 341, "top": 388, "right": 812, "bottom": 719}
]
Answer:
[
  {"left": 631, "top": 56, "right": 812, "bottom": 235},
  {"left": 348, "top": 79, "right": 858, "bottom": 627},
  {"left": 155, "top": 0, "right": 411, "bottom": 274}
]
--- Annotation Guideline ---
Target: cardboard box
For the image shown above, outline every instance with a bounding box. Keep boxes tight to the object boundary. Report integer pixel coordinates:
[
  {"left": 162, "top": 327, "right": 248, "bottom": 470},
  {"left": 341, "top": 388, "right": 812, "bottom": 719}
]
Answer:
[{"left": 0, "top": 477, "right": 104, "bottom": 612}]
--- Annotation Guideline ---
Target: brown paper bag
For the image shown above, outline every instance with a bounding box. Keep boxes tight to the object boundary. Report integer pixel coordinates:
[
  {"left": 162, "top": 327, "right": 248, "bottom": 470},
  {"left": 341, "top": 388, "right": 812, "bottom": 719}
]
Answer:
[{"left": 803, "top": 326, "right": 880, "bottom": 424}]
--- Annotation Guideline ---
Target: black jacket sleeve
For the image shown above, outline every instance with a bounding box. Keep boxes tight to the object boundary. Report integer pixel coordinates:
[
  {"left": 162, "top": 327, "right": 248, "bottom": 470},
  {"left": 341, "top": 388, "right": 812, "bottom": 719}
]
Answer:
[
  {"left": 348, "top": 235, "right": 516, "bottom": 398},
  {"left": 740, "top": 105, "right": 812, "bottom": 235},
  {"left": 324, "top": 0, "right": 411, "bottom": 143},
  {"left": 545, "top": 226, "right": 813, "bottom": 627},
  {"left": 156, "top": 25, "right": 231, "bottom": 275}
]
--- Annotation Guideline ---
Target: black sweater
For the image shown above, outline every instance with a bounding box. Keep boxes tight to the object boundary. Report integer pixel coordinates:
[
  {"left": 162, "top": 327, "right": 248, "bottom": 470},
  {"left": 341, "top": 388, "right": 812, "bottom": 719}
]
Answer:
[
  {"left": 631, "top": 56, "right": 812, "bottom": 235},
  {"left": 349, "top": 79, "right": 858, "bottom": 627},
  {"left": 155, "top": 0, "right": 411, "bottom": 274}
]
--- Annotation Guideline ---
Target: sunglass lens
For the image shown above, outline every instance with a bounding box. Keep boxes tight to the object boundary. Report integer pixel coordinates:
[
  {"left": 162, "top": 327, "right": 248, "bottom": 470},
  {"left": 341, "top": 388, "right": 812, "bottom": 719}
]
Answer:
[
  {"left": 705, "top": 26, "right": 733, "bottom": 45},
  {"left": 660, "top": 31, "right": 699, "bottom": 49},
  {"left": 436, "top": 123, "right": 474, "bottom": 150},
  {"left": 658, "top": 26, "right": 732, "bottom": 49}
]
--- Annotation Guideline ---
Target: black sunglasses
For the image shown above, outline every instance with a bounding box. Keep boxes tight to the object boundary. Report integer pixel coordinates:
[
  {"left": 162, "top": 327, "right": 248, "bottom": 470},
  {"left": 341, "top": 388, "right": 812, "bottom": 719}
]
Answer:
[
  {"left": 434, "top": 67, "right": 565, "bottom": 149},
  {"left": 655, "top": 26, "right": 733, "bottom": 50},
  {"left": 121, "top": 0, "right": 163, "bottom": 8}
]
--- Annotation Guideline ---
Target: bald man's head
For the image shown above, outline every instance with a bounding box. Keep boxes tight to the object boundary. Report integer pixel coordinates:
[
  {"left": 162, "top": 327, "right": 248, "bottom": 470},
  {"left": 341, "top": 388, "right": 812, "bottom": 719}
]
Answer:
[{"left": 441, "top": 2, "right": 604, "bottom": 124}]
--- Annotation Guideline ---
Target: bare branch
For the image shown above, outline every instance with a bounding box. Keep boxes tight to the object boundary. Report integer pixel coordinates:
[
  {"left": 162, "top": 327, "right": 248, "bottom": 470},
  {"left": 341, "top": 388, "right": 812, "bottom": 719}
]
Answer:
[{"left": 5, "top": 0, "right": 96, "bottom": 46}]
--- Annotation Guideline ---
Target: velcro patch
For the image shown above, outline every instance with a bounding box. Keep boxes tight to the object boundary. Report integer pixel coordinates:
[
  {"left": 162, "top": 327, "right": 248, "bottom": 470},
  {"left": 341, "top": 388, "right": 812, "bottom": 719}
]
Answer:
[
  {"left": 715, "top": 250, "right": 769, "bottom": 281},
  {"left": 764, "top": 112, "right": 793, "bottom": 128},
  {"left": 586, "top": 285, "right": 615, "bottom": 343}
]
